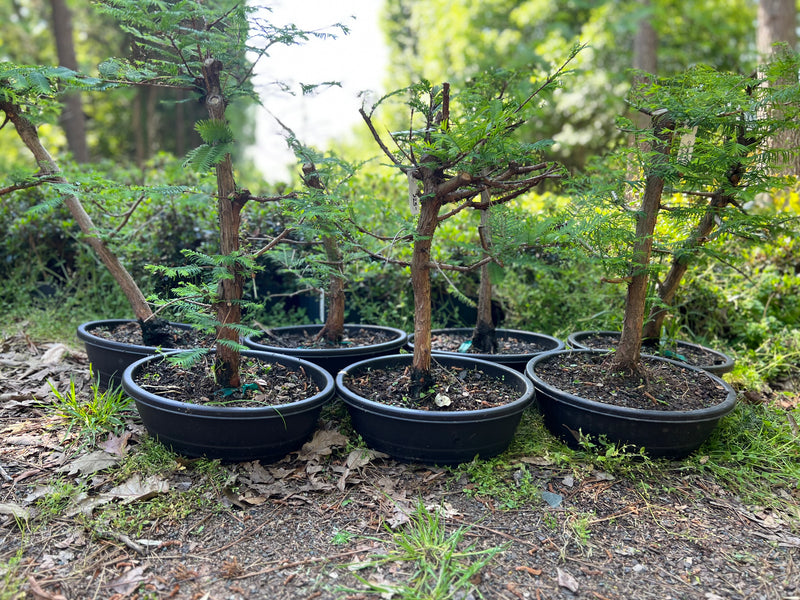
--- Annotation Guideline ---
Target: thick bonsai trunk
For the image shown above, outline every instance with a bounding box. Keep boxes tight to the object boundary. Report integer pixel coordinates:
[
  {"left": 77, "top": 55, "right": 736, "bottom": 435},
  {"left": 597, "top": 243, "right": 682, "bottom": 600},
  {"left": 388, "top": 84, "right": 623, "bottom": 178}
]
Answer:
[
  {"left": 642, "top": 191, "right": 731, "bottom": 340},
  {"left": 410, "top": 195, "right": 441, "bottom": 394},
  {"left": 471, "top": 207, "right": 497, "bottom": 353},
  {"left": 613, "top": 111, "right": 673, "bottom": 373},
  {"left": 316, "top": 235, "right": 346, "bottom": 343},
  {"left": 2, "top": 101, "right": 154, "bottom": 324},
  {"left": 204, "top": 58, "right": 244, "bottom": 388}
]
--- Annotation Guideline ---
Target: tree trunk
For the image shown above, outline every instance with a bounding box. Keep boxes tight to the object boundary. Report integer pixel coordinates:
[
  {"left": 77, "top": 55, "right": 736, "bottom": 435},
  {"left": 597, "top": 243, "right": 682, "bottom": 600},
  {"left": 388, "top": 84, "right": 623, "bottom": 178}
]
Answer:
[
  {"left": 410, "top": 184, "right": 441, "bottom": 394},
  {"left": 757, "top": 0, "right": 800, "bottom": 177},
  {"left": 49, "top": 0, "right": 89, "bottom": 163},
  {"left": 203, "top": 57, "right": 244, "bottom": 388},
  {"left": 613, "top": 111, "right": 673, "bottom": 373},
  {"left": 471, "top": 202, "right": 497, "bottom": 353},
  {"left": 642, "top": 192, "right": 731, "bottom": 340},
  {"left": 2, "top": 101, "right": 152, "bottom": 322},
  {"left": 317, "top": 235, "right": 346, "bottom": 343}
]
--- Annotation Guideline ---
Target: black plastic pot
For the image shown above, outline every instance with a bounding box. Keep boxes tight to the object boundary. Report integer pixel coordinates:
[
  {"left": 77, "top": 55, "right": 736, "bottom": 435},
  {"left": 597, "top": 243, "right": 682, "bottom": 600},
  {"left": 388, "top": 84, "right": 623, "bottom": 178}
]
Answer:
[
  {"left": 407, "top": 327, "right": 565, "bottom": 373},
  {"left": 567, "top": 330, "right": 735, "bottom": 375},
  {"left": 244, "top": 324, "right": 408, "bottom": 375},
  {"left": 122, "top": 350, "right": 335, "bottom": 463},
  {"left": 525, "top": 349, "right": 737, "bottom": 458},
  {"left": 77, "top": 319, "right": 194, "bottom": 389},
  {"left": 336, "top": 354, "right": 534, "bottom": 465}
]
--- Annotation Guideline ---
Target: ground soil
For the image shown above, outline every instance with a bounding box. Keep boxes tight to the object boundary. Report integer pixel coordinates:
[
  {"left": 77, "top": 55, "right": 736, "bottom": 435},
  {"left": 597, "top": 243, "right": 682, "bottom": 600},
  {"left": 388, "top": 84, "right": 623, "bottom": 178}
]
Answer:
[{"left": 1, "top": 333, "right": 799, "bottom": 600}]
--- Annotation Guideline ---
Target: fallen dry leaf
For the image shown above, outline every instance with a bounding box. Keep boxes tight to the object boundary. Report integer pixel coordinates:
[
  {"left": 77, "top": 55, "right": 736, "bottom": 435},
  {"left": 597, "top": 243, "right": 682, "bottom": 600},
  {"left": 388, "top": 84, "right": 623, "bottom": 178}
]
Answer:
[
  {"left": 57, "top": 450, "right": 119, "bottom": 475},
  {"left": 106, "top": 474, "right": 170, "bottom": 504},
  {"left": 295, "top": 429, "right": 348, "bottom": 461},
  {"left": 27, "top": 576, "right": 67, "bottom": 600},
  {"left": 108, "top": 565, "right": 148, "bottom": 595},
  {"left": 557, "top": 567, "right": 580, "bottom": 593}
]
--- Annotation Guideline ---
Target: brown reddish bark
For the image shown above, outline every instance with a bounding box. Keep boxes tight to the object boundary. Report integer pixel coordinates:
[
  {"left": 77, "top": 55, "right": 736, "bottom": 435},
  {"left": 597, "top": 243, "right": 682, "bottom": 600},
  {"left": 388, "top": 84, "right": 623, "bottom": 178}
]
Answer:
[
  {"left": 302, "top": 163, "right": 345, "bottom": 344},
  {"left": 203, "top": 57, "right": 244, "bottom": 388},
  {"left": 49, "top": 0, "right": 89, "bottom": 163},
  {"left": 613, "top": 110, "right": 674, "bottom": 373},
  {"left": 1, "top": 100, "right": 153, "bottom": 323},
  {"left": 642, "top": 191, "right": 731, "bottom": 340}
]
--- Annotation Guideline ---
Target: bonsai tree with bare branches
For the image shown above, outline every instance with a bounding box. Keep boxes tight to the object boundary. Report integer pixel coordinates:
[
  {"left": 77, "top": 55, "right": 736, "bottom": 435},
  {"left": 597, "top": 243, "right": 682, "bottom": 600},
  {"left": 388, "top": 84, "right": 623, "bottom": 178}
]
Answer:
[{"left": 359, "top": 49, "right": 579, "bottom": 395}]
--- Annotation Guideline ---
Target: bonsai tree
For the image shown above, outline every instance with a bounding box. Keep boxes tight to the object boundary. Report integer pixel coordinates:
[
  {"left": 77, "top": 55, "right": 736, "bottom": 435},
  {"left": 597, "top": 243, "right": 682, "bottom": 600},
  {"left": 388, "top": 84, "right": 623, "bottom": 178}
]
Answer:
[
  {"left": 97, "top": 0, "right": 346, "bottom": 387},
  {"left": 572, "top": 59, "right": 800, "bottom": 374},
  {"left": 359, "top": 50, "right": 579, "bottom": 394},
  {"left": 0, "top": 63, "right": 186, "bottom": 345}
]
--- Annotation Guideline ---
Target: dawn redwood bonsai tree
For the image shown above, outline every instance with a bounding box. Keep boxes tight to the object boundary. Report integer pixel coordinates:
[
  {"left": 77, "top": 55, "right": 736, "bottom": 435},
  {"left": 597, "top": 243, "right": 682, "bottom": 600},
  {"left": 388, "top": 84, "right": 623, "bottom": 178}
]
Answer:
[
  {"left": 359, "top": 51, "right": 579, "bottom": 395},
  {"left": 573, "top": 60, "right": 800, "bottom": 375},
  {"left": 0, "top": 63, "right": 185, "bottom": 345},
  {"left": 95, "top": 1, "right": 348, "bottom": 388}
]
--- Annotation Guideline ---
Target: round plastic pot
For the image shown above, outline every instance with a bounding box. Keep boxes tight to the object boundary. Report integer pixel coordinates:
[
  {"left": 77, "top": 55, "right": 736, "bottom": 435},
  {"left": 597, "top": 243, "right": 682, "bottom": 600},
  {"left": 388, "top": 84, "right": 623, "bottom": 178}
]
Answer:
[
  {"left": 407, "top": 327, "right": 565, "bottom": 373},
  {"left": 122, "top": 350, "right": 335, "bottom": 463},
  {"left": 336, "top": 354, "right": 534, "bottom": 465},
  {"left": 77, "top": 319, "right": 193, "bottom": 389},
  {"left": 244, "top": 324, "right": 408, "bottom": 375},
  {"left": 525, "top": 349, "right": 737, "bottom": 458},
  {"left": 567, "top": 330, "right": 735, "bottom": 375}
]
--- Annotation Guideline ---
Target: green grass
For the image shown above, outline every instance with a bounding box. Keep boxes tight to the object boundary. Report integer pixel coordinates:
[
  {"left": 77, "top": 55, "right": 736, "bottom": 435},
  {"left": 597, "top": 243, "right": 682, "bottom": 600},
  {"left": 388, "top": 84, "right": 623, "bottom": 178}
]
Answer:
[
  {"left": 340, "top": 502, "right": 506, "bottom": 599},
  {"left": 0, "top": 549, "right": 26, "bottom": 600},
  {"left": 46, "top": 369, "right": 132, "bottom": 448}
]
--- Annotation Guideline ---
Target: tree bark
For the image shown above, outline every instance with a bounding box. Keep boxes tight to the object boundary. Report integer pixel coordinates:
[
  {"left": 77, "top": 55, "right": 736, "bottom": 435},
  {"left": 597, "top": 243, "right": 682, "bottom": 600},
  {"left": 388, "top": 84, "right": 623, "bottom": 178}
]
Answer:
[
  {"left": 642, "top": 192, "right": 731, "bottom": 340},
  {"left": 203, "top": 57, "right": 244, "bottom": 388},
  {"left": 317, "top": 235, "right": 346, "bottom": 343},
  {"left": 49, "top": 0, "right": 89, "bottom": 163},
  {"left": 757, "top": 0, "right": 800, "bottom": 177},
  {"left": 613, "top": 111, "right": 673, "bottom": 372},
  {"left": 2, "top": 101, "right": 152, "bottom": 321},
  {"left": 471, "top": 199, "right": 497, "bottom": 353}
]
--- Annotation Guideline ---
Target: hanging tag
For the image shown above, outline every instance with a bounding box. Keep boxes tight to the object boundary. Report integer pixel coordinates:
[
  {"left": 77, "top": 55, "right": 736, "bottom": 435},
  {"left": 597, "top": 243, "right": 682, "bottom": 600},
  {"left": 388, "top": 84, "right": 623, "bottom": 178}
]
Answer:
[{"left": 407, "top": 171, "right": 420, "bottom": 215}]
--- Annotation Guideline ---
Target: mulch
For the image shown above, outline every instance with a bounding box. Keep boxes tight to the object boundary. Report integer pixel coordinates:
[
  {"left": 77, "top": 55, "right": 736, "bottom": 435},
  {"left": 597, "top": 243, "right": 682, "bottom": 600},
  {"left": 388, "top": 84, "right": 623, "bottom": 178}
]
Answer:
[{"left": 1, "top": 332, "right": 798, "bottom": 600}]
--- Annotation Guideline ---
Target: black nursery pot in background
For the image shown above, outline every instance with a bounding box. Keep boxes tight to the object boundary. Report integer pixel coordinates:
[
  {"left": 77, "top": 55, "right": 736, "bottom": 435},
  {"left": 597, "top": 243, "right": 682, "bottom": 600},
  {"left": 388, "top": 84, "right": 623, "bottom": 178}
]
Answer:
[
  {"left": 77, "top": 319, "right": 195, "bottom": 389},
  {"left": 244, "top": 324, "right": 408, "bottom": 375}
]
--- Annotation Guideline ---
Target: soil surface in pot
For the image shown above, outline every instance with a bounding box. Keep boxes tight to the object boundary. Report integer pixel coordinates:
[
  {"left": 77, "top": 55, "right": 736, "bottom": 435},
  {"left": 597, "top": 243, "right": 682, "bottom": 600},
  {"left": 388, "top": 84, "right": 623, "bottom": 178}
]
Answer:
[
  {"left": 90, "top": 321, "right": 210, "bottom": 348},
  {"left": 577, "top": 332, "right": 728, "bottom": 367},
  {"left": 135, "top": 356, "right": 321, "bottom": 408},
  {"left": 254, "top": 327, "right": 396, "bottom": 350},
  {"left": 343, "top": 362, "right": 520, "bottom": 411},
  {"left": 535, "top": 352, "right": 729, "bottom": 411},
  {"left": 431, "top": 332, "right": 551, "bottom": 355}
]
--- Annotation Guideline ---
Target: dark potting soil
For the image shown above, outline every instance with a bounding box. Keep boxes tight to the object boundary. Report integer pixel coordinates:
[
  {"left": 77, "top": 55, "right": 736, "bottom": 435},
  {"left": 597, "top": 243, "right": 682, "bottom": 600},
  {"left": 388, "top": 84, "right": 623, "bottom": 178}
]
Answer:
[
  {"left": 533, "top": 351, "right": 730, "bottom": 411},
  {"left": 342, "top": 361, "right": 522, "bottom": 411},
  {"left": 134, "top": 355, "right": 321, "bottom": 408},
  {"left": 430, "top": 332, "right": 551, "bottom": 355},
  {"left": 89, "top": 321, "right": 210, "bottom": 349},
  {"left": 577, "top": 332, "right": 728, "bottom": 367},
  {"left": 254, "top": 327, "right": 396, "bottom": 350}
]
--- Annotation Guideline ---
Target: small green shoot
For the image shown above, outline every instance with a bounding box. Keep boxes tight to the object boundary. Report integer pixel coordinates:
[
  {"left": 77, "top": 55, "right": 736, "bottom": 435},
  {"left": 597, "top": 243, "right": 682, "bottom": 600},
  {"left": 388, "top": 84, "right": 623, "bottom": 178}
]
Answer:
[{"left": 46, "top": 367, "right": 132, "bottom": 447}]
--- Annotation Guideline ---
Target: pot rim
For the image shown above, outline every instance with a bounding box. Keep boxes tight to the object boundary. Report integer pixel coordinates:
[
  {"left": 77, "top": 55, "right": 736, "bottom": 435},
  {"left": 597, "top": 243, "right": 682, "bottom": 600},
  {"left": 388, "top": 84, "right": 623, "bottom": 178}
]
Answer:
[
  {"left": 244, "top": 323, "right": 408, "bottom": 357},
  {"left": 567, "top": 330, "right": 734, "bottom": 365},
  {"left": 336, "top": 353, "right": 534, "bottom": 421},
  {"left": 123, "top": 349, "right": 335, "bottom": 416},
  {"left": 407, "top": 328, "right": 565, "bottom": 360},
  {"left": 77, "top": 319, "right": 193, "bottom": 353},
  {"left": 526, "top": 348, "right": 737, "bottom": 422}
]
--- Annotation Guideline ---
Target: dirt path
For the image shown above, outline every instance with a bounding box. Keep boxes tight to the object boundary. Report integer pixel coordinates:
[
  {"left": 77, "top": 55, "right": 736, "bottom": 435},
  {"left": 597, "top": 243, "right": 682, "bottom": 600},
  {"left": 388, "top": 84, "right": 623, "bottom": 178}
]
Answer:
[{"left": 1, "top": 334, "right": 798, "bottom": 599}]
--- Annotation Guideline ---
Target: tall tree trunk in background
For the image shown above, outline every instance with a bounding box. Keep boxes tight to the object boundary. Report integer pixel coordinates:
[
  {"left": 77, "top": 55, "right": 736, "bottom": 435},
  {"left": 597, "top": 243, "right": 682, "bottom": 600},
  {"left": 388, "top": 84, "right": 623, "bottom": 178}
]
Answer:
[
  {"left": 757, "top": 0, "right": 800, "bottom": 177},
  {"left": 471, "top": 196, "right": 497, "bottom": 354},
  {"left": 49, "top": 0, "right": 89, "bottom": 163}
]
